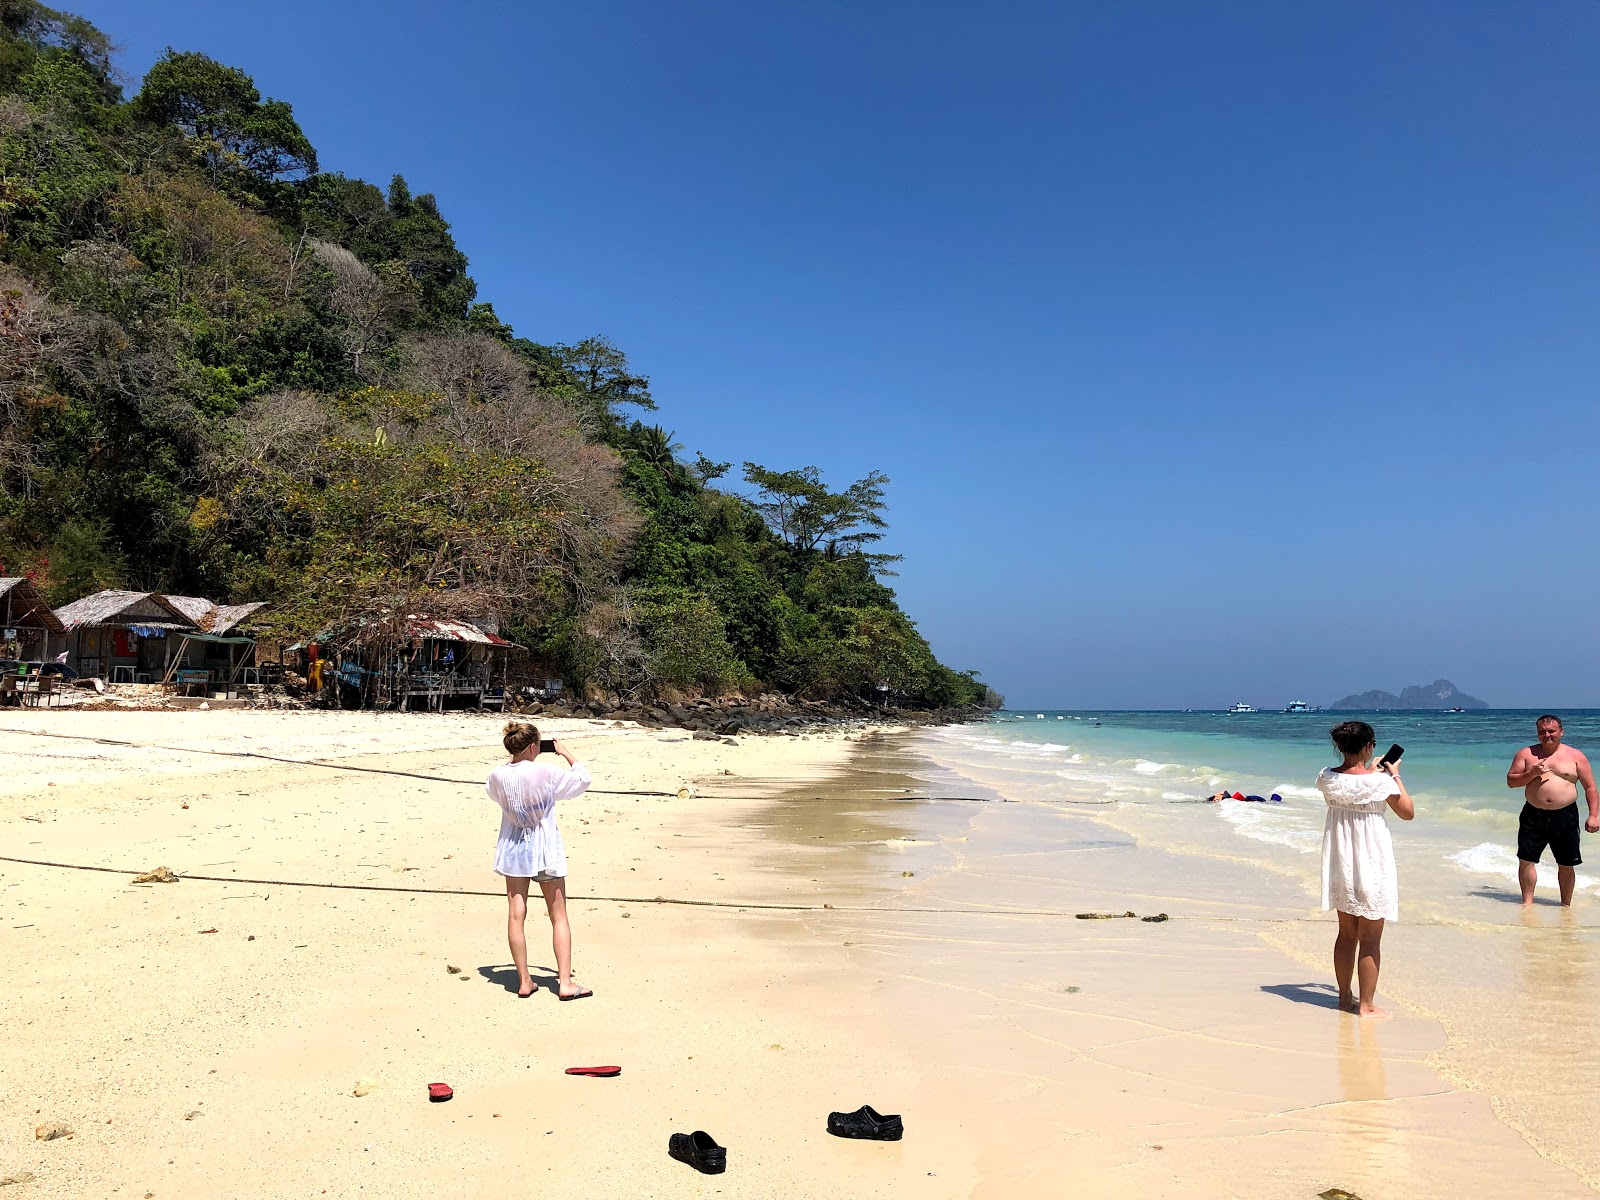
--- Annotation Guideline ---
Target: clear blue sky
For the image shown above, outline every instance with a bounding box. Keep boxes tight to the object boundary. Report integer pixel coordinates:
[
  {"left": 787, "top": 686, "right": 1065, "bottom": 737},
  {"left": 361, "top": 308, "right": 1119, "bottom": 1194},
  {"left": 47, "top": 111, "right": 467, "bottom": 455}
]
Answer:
[{"left": 76, "top": 1, "right": 1600, "bottom": 708}]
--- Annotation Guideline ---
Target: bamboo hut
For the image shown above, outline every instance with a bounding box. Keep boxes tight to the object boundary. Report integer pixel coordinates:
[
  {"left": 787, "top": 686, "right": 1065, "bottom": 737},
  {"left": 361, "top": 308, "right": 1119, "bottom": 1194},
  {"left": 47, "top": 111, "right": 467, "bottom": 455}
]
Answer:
[
  {"left": 158, "top": 597, "right": 269, "bottom": 693},
  {"left": 0, "top": 577, "right": 65, "bottom": 662},
  {"left": 53, "top": 591, "right": 200, "bottom": 681},
  {"left": 313, "top": 612, "right": 522, "bottom": 711}
]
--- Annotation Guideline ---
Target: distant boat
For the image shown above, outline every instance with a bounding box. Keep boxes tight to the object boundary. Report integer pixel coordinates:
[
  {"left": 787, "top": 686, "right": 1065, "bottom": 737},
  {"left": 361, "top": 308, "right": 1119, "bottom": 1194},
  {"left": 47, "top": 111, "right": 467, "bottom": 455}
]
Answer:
[
  {"left": 1227, "top": 701, "right": 1256, "bottom": 714},
  {"left": 1283, "top": 700, "right": 1315, "bottom": 713},
  {"left": 1444, "top": 707, "right": 1465, "bottom": 713}
]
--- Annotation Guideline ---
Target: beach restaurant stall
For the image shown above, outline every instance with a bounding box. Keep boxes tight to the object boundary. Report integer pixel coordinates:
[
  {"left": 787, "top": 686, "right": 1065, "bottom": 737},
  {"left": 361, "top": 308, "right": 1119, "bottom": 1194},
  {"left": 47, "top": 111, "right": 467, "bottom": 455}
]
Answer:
[
  {"left": 314, "top": 612, "right": 522, "bottom": 711},
  {"left": 0, "top": 577, "right": 65, "bottom": 662},
  {"left": 157, "top": 597, "right": 269, "bottom": 694},
  {"left": 53, "top": 590, "right": 200, "bottom": 681}
]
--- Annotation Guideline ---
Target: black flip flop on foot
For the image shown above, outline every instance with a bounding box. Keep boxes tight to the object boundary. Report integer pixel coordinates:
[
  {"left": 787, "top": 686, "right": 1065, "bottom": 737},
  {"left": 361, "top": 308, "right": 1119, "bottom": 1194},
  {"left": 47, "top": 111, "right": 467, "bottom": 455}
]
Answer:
[
  {"left": 669, "top": 1130, "right": 726, "bottom": 1174},
  {"left": 558, "top": 986, "right": 593, "bottom": 1002},
  {"left": 518, "top": 983, "right": 537, "bottom": 998}
]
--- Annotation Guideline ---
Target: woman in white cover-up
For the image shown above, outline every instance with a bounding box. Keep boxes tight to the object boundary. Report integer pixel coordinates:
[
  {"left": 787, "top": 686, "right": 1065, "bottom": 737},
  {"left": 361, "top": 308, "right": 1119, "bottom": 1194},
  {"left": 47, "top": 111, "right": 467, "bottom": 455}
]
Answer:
[
  {"left": 1316, "top": 720, "right": 1414, "bottom": 1017},
  {"left": 487, "top": 721, "right": 593, "bottom": 1000}
]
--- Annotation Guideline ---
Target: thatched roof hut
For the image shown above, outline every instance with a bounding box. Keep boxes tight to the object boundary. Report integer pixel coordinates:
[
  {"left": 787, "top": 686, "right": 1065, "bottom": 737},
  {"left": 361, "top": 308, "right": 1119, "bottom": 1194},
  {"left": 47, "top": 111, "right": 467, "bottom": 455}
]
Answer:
[
  {"left": 53, "top": 590, "right": 265, "bottom": 682},
  {"left": 0, "top": 578, "right": 65, "bottom": 659}
]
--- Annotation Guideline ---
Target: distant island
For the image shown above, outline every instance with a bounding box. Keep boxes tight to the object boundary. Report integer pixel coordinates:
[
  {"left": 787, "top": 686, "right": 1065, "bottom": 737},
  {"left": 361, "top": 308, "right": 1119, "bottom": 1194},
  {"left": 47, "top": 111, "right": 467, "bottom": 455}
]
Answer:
[{"left": 1329, "top": 679, "right": 1488, "bottom": 711}]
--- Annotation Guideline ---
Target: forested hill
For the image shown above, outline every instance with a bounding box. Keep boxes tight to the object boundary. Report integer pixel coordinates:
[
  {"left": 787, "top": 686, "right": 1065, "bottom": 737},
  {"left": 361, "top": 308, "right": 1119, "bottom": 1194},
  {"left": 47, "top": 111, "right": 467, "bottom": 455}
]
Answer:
[{"left": 0, "top": 2, "right": 993, "bottom": 709}]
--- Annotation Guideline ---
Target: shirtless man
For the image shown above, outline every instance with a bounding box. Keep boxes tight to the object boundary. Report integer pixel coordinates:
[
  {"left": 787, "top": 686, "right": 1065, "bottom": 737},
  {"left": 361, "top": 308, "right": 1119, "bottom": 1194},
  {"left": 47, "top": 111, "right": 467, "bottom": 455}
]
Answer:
[{"left": 1506, "top": 715, "right": 1600, "bottom": 906}]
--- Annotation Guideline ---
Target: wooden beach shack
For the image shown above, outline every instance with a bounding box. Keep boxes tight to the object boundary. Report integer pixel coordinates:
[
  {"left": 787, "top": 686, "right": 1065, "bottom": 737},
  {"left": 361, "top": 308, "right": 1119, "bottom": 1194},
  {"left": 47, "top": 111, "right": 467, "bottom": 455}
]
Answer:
[
  {"left": 0, "top": 577, "right": 65, "bottom": 661},
  {"left": 158, "top": 596, "right": 268, "bottom": 694},
  {"left": 318, "top": 612, "right": 521, "bottom": 710},
  {"left": 53, "top": 590, "right": 201, "bottom": 681}
]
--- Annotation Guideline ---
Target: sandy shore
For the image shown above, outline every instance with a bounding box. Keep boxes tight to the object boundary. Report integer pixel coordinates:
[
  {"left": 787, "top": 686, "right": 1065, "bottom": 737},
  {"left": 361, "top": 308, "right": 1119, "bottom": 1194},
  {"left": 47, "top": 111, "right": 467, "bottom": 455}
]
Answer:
[
  {"left": 0, "top": 710, "right": 966, "bottom": 1199},
  {"left": 2, "top": 710, "right": 1591, "bottom": 1197}
]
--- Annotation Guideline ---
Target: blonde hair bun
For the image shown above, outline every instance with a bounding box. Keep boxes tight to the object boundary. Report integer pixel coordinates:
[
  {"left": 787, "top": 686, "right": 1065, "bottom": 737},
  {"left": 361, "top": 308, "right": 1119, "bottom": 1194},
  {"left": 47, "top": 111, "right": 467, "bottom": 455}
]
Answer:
[{"left": 503, "top": 721, "right": 540, "bottom": 756}]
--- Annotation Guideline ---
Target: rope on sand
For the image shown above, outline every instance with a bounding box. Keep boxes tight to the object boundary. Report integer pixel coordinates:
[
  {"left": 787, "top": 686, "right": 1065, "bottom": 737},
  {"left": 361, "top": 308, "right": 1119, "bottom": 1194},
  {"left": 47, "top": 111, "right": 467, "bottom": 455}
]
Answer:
[
  {"left": 0, "top": 852, "right": 1213, "bottom": 918},
  {"left": 1, "top": 856, "right": 1587, "bottom": 928},
  {"left": 0, "top": 726, "right": 1010, "bottom": 803}
]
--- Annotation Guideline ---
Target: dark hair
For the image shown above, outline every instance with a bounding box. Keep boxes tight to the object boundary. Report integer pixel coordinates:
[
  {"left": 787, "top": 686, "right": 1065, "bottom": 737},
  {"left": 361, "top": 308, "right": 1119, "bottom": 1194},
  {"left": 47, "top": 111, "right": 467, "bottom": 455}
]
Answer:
[
  {"left": 503, "top": 720, "right": 540, "bottom": 756},
  {"left": 1330, "top": 720, "right": 1376, "bottom": 756},
  {"left": 1537, "top": 714, "right": 1564, "bottom": 730}
]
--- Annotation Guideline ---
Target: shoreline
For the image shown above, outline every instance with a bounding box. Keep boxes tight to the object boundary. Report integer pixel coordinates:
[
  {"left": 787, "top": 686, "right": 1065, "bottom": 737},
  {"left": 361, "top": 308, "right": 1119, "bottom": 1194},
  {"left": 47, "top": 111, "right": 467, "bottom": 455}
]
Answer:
[{"left": 894, "top": 725, "right": 1595, "bottom": 1197}]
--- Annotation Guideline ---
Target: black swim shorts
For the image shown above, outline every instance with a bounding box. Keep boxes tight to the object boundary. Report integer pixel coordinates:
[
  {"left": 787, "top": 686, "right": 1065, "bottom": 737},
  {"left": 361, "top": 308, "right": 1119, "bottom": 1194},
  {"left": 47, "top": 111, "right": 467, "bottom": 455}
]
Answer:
[{"left": 1518, "top": 802, "right": 1582, "bottom": 868}]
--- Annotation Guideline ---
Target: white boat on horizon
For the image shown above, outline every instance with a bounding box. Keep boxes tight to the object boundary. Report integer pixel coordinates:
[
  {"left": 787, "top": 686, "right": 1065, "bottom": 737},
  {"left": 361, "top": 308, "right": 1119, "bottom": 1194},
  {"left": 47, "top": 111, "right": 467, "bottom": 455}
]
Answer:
[
  {"left": 1226, "top": 701, "right": 1256, "bottom": 714},
  {"left": 1283, "top": 699, "right": 1315, "bottom": 713}
]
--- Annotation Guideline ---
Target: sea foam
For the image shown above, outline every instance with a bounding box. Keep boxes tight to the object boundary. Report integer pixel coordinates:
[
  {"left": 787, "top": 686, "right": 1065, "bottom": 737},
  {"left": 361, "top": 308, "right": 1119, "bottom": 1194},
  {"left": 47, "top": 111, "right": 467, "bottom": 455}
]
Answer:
[{"left": 1449, "top": 842, "right": 1599, "bottom": 891}]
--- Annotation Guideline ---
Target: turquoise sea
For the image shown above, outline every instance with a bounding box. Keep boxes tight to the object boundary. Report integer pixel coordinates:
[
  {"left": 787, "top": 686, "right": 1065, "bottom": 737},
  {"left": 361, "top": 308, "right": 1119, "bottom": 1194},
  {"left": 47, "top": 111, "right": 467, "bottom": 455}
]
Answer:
[{"left": 919, "top": 709, "right": 1600, "bottom": 912}]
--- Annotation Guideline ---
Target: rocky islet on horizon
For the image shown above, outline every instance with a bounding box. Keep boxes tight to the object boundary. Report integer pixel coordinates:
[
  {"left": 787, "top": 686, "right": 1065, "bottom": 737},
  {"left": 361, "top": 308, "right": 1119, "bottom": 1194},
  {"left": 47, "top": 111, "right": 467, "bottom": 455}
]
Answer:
[{"left": 1328, "top": 678, "right": 1488, "bottom": 711}]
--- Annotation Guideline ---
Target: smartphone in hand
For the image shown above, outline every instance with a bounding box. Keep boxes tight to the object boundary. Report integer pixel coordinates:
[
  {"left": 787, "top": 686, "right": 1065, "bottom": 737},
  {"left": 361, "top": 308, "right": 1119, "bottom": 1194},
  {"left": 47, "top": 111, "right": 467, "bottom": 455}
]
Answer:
[
  {"left": 1378, "top": 743, "right": 1404, "bottom": 767},
  {"left": 539, "top": 739, "right": 557, "bottom": 755}
]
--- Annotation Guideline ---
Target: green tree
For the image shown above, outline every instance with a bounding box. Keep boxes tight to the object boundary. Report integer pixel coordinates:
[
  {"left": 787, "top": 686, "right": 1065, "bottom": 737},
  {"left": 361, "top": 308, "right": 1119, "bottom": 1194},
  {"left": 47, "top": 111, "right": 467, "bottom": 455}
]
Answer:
[
  {"left": 134, "top": 50, "right": 317, "bottom": 182},
  {"left": 742, "top": 462, "right": 898, "bottom": 567}
]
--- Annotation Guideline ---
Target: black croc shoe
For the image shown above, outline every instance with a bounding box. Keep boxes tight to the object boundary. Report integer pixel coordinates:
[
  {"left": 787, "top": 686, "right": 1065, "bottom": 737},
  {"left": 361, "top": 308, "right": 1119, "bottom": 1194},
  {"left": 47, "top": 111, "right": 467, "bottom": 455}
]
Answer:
[
  {"left": 669, "top": 1130, "right": 727, "bottom": 1174},
  {"left": 827, "top": 1105, "right": 904, "bottom": 1140}
]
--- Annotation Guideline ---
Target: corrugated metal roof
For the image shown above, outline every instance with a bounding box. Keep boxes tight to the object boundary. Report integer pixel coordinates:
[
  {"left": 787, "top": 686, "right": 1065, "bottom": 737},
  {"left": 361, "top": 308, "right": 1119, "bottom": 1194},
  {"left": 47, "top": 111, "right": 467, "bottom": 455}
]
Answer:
[{"left": 404, "top": 617, "right": 519, "bottom": 647}]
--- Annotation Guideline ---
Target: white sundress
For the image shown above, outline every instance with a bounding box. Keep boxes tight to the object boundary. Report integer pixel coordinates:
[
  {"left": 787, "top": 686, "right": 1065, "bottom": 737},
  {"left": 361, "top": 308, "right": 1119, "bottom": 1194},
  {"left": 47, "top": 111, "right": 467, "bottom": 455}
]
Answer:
[
  {"left": 1316, "top": 767, "right": 1400, "bottom": 922},
  {"left": 486, "top": 759, "right": 592, "bottom": 880}
]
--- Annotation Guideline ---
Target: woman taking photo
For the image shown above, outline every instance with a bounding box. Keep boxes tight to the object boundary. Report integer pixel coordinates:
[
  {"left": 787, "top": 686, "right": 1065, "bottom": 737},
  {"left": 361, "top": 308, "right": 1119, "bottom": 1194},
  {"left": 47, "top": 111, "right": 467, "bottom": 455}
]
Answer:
[
  {"left": 486, "top": 722, "right": 593, "bottom": 1000},
  {"left": 1316, "top": 720, "right": 1414, "bottom": 1017}
]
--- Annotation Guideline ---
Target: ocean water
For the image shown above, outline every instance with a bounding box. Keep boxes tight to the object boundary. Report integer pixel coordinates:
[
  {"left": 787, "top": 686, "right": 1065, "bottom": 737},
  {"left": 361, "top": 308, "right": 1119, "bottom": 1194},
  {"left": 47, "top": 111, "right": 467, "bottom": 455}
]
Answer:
[{"left": 919, "top": 709, "right": 1600, "bottom": 914}]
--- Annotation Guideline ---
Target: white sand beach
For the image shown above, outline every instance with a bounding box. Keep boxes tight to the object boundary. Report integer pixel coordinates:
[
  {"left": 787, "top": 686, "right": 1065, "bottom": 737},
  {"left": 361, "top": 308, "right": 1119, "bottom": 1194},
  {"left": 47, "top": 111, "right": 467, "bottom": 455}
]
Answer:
[{"left": 0, "top": 710, "right": 1590, "bottom": 1198}]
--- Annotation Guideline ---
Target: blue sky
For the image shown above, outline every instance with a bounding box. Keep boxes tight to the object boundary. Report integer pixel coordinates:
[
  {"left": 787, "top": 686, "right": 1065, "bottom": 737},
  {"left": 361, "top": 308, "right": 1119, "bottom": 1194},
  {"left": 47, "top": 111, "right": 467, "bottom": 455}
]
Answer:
[{"left": 77, "top": 1, "right": 1600, "bottom": 708}]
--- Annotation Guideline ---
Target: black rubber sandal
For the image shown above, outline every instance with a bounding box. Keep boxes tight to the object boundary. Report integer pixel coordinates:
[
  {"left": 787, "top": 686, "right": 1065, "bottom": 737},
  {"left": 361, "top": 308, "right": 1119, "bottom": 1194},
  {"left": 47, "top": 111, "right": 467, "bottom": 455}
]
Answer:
[
  {"left": 827, "top": 1105, "right": 903, "bottom": 1140},
  {"left": 669, "top": 1130, "right": 726, "bottom": 1174}
]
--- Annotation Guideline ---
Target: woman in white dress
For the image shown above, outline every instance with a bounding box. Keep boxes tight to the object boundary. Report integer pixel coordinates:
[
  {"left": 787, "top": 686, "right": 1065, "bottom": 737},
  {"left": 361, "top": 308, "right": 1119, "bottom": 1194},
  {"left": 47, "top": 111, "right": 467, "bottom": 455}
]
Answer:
[
  {"left": 1316, "top": 720, "right": 1414, "bottom": 1017},
  {"left": 487, "top": 722, "right": 593, "bottom": 1000}
]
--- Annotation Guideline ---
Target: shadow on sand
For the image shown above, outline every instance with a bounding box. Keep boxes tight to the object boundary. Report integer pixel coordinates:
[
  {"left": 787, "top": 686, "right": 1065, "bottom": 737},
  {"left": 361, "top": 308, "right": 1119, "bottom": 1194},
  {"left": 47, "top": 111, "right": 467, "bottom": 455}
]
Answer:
[
  {"left": 1469, "top": 887, "right": 1562, "bottom": 907},
  {"left": 478, "top": 962, "right": 558, "bottom": 994},
  {"left": 1260, "top": 982, "right": 1346, "bottom": 1010}
]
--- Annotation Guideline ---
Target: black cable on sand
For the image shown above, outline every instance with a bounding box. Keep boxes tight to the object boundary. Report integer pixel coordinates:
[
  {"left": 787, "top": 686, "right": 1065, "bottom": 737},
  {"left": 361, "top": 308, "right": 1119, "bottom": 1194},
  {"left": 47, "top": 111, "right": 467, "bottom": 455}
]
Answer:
[{"left": 2, "top": 726, "right": 1009, "bottom": 802}]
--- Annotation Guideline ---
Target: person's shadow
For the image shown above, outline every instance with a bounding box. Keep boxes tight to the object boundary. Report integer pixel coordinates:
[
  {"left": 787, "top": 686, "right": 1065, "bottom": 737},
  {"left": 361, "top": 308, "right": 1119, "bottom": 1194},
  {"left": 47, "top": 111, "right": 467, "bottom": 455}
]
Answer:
[
  {"left": 479, "top": 963, "right": 559, "bottom": 995},
  {"left": 1469, "top": 887, "right": 1562, "bottom": 907},
  {"left": 1260, "top": 982, "right": 1346, "bottom": 1010}
]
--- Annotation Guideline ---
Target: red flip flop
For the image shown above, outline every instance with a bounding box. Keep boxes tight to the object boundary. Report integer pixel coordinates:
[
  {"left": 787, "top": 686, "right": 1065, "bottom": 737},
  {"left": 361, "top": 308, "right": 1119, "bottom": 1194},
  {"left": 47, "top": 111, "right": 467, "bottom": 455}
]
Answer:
[
  {"left": 427, "top": 1083, "right": 454, "bottom": 1102},
  {"left": 564, "top": 1066, "right": 621, "bottom": 1078}
]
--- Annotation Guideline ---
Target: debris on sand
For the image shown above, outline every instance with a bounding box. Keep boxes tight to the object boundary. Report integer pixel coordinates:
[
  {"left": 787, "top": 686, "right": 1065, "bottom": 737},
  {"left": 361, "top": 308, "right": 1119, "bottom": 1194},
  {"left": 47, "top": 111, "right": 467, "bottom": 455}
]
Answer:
[
  {"left": 0, "top": 1171, "right": 38, "bottom": 1186},
  {"left": 131, "top": 866, "right": 178, "bottom": 884},
  {"left": 34, "top": 1122, "right": 72, "bottom": 1141},
  {"left": 445, "top": 964, "right": 462, "bottom": 975},
  {"left": 353, "top": 1080, "right": 378, "bottom": 1097}
]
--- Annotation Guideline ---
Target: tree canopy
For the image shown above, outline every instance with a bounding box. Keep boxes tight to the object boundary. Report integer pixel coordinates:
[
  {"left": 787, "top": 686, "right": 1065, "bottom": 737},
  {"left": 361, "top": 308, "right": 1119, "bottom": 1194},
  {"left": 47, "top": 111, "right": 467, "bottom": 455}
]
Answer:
[{"left": 0, "top": 6, "right": 991, "bottom": 710}]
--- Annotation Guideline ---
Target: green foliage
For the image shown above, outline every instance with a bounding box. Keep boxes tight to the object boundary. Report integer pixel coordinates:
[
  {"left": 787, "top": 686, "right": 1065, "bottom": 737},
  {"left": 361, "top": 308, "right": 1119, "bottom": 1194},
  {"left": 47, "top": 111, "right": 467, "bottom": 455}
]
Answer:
[
  {"left": 135, "top": 50, "right": 316, "bottom": 184},
  {"left": 37, "top": 516, "right": 123, "bottom": 603},
  {"left": 639, "top": 588, "right": 747, "bottom": 692},
  {"left": 0, "top": 3, "right": 990, "bottom": 710}
]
